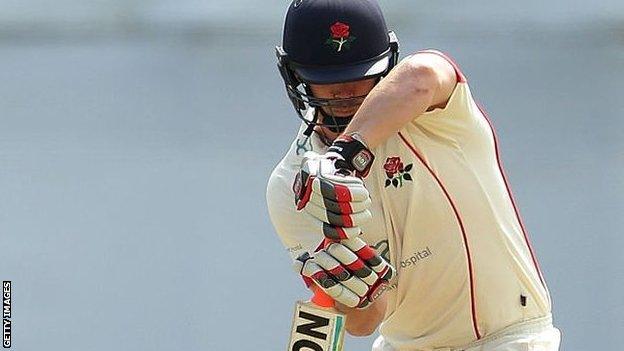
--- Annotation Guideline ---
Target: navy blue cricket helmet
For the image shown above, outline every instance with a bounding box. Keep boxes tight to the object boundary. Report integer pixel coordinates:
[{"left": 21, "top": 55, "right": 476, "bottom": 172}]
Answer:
[{"left": 275, "top": 0, "right": 400, "bottom": 136}]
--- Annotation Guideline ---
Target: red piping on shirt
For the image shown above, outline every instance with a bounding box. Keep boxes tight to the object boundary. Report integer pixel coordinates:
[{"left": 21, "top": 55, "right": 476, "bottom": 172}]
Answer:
[
  {"left": 476, "top": 104, "right": 548, "bottom": 291},
  {"left": 398, "top": 132, "right": 482, "bottom": 340}
]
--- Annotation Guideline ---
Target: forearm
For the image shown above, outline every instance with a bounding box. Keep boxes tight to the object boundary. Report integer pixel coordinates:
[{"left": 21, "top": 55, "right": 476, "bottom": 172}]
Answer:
[
  {"left": 343, "top": 59, "right": 439, "bottom": 149},
  {"left": 334, "top": 292, "right": 388, "bottom": 336}
]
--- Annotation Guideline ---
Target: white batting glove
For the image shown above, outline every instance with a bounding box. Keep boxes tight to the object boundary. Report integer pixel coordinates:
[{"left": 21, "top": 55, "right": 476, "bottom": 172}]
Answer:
[
  {"left": 293, "top": 237, "right": 396, "bottom": 309},
  {"left": 293, "top": 151, "right": 372, "bottom": 240}
]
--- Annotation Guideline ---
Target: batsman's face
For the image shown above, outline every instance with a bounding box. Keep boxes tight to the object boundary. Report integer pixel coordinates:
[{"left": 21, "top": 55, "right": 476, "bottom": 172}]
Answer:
[{"left": 309, "top": 78, "right": 376, "bottom": 117}]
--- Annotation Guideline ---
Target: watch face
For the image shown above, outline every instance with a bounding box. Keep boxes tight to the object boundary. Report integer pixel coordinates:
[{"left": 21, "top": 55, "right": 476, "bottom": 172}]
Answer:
[{"left": 353, "top": 150, "right": 373, "bottom": 172}]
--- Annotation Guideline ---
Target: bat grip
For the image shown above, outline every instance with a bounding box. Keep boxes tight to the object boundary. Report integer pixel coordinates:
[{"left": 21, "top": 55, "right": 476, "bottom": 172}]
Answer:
[{"left": 311, "top": 284, "right": 335, "bottom": 308}]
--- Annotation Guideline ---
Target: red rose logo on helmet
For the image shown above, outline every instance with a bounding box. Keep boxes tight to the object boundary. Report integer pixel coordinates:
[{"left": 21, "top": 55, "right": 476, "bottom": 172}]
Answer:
[
  {"left": 330, "top": 22, "right": 350, "bottom": 38},
  {"left": 326, "top": 21, "right": 356, "bottom": 52},
  {"left": 383, "top": 156, "right": 413, "bottom": 188}
]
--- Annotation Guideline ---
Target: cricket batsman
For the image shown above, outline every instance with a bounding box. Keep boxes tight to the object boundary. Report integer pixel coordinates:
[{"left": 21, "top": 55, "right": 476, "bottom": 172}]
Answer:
[{"left": 266, "top": 0, "right": 562, "bottom": 349}]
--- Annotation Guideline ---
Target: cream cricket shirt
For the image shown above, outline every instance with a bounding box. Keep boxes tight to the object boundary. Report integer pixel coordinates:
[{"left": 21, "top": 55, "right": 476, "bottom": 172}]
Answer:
[{"left": 266, "top": 50, "right": 552, "bottom": 350}]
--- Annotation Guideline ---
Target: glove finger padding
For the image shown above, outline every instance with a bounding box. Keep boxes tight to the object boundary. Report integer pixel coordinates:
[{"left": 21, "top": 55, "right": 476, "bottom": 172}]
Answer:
[
  {"left": 308, "top": 191, "right": 372, "bottom": 215},
  {"left": 312, "top": 174, "right": 370, "bottom": 203},
  {"left": 321, "top": 221, "right": 362, "bottom": 241},
  {"left": 304, "top": 200, "right": 372, "bottom": 228},
  {"left": 325, "top": 242, "right": 379, "bottom": 286},
  {"left": 342, "top": 238, "right": 396, "bottom": 282},
  {"left": 299, "top": 211, "right": 362, "bottom": 241},
  {"left": 314, "top": 251, "right": 369, "bottom": 297},
  {"left": 334, "top": 238, "right": 396, "bottom": 304},
  {"left": 294, "top": 252, "right": 362, "bottom": 308}
]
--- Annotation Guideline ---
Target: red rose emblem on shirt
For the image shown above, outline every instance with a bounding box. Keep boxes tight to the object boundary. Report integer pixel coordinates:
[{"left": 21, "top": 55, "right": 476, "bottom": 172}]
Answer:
[
  {"left": 384, "top": 157, "right": 403, "bottom": 177},
  {"left": 330, "top": 22, "right": 350, "bottom": 39},
  {"left": 383, "top": 156, "right": 413, "bottom": 188}
]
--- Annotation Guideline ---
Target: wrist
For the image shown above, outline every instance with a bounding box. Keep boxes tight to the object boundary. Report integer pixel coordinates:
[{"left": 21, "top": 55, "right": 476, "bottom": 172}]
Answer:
[
  {"left": 336, "top": 293, "right": 388, "bottom": 336},
  {"left": 346, "top": 132, "right": 370, "bottom": 149},
  {"left": 327, "top": 133, "right": 375, "bottom": 177}
]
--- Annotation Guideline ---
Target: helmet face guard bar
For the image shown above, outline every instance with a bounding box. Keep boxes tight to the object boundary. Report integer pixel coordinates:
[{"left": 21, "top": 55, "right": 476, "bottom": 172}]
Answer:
[
  {"left": 287, "top": 85, "right": 367, "bottom": 132},
  {"left": 276, "top": 31, "right": 400, "bottom": 136}
]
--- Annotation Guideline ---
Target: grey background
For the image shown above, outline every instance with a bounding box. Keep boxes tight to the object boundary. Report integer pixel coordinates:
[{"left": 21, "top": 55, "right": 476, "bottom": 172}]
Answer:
[{"left": 0, "top": 1, "right": 622, "bottom": 350}]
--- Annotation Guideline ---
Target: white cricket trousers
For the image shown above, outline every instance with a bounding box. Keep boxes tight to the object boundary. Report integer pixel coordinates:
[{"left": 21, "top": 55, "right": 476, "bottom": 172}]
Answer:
[{"left": 372, "top": 315, "right": 561, "bottom": 351}]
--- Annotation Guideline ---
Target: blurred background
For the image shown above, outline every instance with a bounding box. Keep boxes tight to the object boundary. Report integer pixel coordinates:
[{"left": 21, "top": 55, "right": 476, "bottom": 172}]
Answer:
[{"left": 0, "top": 1, "right": 622, "bottom": 350}]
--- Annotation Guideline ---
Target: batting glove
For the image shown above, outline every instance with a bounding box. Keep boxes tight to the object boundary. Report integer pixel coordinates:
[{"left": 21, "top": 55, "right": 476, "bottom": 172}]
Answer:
[
  {"left": 293, "top": 134, "right": 375, "bottom": 240},
  {"left": 293, "top": 237, "right": 396, "bottom": 309}
]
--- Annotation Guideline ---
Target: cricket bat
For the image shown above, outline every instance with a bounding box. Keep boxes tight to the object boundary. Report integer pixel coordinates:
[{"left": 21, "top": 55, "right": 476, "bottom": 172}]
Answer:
[{"left": 288, "top": 285, "right": 347, "bottom": 351}]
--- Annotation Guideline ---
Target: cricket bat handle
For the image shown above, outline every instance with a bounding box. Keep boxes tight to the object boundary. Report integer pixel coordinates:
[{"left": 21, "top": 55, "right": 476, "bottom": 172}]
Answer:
[
  {"left": 289, "top": 286, "right": 346, "bottom": 351},
  {"left": 311, "top": 285, "right": 335, "bottom": 308}
]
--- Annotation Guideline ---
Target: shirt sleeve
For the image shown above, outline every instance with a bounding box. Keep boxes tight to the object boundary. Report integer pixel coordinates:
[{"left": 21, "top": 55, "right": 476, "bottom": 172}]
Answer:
[
  {"left": 266, "top": 161, "right": 324, "bottom": 261},
  {"left": 410, "top": 49, "right": 470, "bottom": 120}
]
